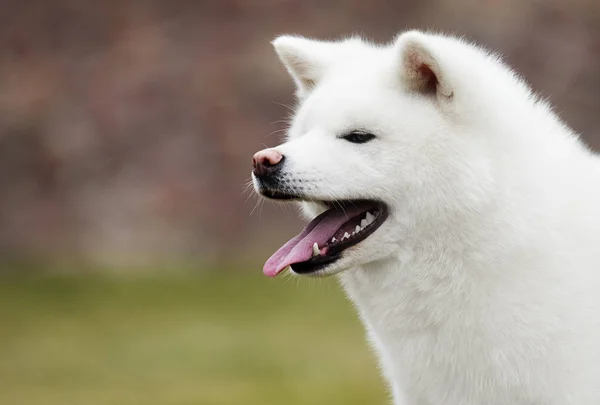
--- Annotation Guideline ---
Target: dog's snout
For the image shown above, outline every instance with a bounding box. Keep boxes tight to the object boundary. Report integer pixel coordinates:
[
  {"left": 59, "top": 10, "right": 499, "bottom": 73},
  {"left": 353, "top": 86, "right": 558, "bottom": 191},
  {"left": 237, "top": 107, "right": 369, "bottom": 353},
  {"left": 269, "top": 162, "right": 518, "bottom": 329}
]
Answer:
[{"left": 252, "top": 149, "right": 284, "bottom": 177}]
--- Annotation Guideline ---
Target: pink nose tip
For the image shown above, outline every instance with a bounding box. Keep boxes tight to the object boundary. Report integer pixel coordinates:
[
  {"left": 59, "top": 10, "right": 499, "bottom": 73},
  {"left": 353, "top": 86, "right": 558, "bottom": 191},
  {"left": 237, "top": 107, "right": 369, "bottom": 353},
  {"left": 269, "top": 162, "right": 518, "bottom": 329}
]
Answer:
[{"left": 252, "top": 149, "right": 284, "bottom": 177}]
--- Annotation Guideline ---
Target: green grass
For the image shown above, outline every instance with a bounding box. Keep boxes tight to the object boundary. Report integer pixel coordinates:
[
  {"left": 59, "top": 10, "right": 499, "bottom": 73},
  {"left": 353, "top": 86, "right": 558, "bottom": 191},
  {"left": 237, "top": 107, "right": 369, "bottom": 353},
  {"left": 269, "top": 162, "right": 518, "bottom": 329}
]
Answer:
[{"left": 0, "top": 271, "right": 388, "bottom": 405}]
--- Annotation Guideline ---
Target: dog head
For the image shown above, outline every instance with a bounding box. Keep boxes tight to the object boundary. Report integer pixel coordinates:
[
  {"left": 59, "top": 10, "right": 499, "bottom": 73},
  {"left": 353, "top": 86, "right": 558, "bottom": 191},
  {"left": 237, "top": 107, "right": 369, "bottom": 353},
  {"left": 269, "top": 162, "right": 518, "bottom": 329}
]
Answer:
[{"left": 253, "top": 31, "right": 503, "bottom": 277}]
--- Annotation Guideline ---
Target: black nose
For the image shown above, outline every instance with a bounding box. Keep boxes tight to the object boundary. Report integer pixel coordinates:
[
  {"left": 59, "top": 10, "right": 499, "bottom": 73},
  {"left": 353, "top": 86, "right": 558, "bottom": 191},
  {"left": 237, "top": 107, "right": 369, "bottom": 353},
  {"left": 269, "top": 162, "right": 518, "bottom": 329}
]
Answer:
[{"left": 252, "top": 149, "right": 285, "bottom": 177}]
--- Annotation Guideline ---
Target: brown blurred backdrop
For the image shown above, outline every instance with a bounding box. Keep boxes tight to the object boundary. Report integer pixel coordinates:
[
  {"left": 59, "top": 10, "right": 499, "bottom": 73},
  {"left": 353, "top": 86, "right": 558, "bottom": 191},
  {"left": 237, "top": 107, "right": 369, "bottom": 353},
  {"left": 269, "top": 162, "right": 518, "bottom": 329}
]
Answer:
[{"left": 1, "top": 0, "right": 599, "bottom": 269}]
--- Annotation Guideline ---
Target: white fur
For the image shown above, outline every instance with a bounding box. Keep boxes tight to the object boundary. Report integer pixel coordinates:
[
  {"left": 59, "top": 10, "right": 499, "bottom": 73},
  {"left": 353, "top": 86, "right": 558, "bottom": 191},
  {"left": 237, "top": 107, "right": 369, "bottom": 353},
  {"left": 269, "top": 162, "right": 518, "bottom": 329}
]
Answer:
[{"left": 264, "top": 31, "right": 600, "bottom": 404}]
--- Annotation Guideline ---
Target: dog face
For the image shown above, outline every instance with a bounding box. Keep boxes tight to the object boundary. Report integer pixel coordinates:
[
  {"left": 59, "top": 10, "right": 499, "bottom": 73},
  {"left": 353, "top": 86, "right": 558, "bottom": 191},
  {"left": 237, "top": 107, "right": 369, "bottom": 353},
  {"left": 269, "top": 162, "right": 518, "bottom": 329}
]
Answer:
[{"left": 253, "top": 32, "right": 496, "bottom": 277}]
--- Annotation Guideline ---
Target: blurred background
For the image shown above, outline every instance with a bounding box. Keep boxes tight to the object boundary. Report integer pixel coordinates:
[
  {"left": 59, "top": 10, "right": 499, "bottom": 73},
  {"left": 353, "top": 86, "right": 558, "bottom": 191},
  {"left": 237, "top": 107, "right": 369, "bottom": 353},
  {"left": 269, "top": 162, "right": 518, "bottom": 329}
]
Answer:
[{"left": 0, "top": 1, "right": 599, "bottom": 404}]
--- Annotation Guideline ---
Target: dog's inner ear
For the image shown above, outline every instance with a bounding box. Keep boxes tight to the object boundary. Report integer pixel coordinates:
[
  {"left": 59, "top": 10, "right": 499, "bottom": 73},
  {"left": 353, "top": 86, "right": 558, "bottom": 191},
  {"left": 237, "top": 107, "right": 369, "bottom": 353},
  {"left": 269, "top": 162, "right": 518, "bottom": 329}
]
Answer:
[
  {"left": 411, "top": 59, "right": 438, "bottom": 95},
  {"left": 399, "top": 34, "right": 452, "bottom": 99},
  {"left": 272, "top": 36, "right": 328, "bottom": 98}
]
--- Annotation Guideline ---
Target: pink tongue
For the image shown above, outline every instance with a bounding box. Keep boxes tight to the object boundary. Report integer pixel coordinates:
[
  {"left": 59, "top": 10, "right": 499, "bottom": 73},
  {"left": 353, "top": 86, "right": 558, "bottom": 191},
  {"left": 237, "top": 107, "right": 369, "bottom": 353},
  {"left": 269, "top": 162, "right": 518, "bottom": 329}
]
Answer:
[{"left": 263, "top": 205, "right": 366, "bottom": 277}]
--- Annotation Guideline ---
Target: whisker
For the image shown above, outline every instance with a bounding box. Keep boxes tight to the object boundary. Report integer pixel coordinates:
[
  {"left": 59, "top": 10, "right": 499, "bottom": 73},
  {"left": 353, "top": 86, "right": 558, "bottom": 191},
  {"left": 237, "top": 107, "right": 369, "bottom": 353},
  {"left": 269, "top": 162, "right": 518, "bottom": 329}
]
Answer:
[
  {"left": 244, "top": 191, "right": 255, "bottom": 204},
  {"left": 258, "top": 198, "right": 266, "bottom": 220},
  {"left": 273, "top": 101, "right": 297, "bottom": 113},
  {"left": 265, "top": 128, "right": 288, "bottom": 140},
  {"left": 269, "top": 119, "right": 291, "bottom": 126},
  {"left": 332, "top": 200, "right": 349, "bottom": 220},
  {"left": 250, "top": 198, "right": 263, "bottom": 216}
]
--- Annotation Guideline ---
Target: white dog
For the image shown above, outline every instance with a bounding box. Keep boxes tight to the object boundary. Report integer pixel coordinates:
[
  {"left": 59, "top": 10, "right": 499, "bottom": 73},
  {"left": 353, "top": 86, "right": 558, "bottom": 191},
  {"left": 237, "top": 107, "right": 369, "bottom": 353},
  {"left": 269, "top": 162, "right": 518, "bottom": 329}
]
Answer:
[{"left": 252, "top": 30, "right": 600, "bottom": 405}]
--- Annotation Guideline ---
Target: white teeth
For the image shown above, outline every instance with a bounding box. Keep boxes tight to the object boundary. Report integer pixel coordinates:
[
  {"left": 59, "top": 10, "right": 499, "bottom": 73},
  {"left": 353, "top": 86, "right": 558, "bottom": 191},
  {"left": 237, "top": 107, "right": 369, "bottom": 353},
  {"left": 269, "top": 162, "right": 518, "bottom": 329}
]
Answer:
[
  {"left": 361, "top": 219, "right": 368, "bottom": 228},
  {"left": 312, "top": 242, "right": 319, "bottom": 257},
  {"left": 366, "top": 212, "right": 375, "bottom": 224},
  {"left": 343, "top": 232, "right": 350, "bottom": 240},
  {"left": 355, "top": 225, "right": 361, "bottom": 233},
  {"left": 331, "top": 237, "right": 336, "bottom": 243}
]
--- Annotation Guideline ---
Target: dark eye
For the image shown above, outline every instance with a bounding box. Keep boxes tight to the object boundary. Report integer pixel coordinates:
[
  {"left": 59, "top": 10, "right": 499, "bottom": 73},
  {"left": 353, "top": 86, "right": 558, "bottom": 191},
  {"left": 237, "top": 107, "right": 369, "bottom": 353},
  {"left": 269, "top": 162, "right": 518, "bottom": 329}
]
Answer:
[{"left": 341, "top": 131, "right": 376, "bottom": 144}]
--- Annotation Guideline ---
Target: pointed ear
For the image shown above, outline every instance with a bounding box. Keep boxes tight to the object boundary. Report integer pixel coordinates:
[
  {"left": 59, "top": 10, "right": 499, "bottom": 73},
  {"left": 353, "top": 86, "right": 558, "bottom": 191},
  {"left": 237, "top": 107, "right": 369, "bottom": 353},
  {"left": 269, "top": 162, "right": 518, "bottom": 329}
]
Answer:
[
  {"left": 272, "top": 35, "right": 330, "bottom": 98},
  {"left": 396, "top": 31, "right": 453, "bottom": 99}
]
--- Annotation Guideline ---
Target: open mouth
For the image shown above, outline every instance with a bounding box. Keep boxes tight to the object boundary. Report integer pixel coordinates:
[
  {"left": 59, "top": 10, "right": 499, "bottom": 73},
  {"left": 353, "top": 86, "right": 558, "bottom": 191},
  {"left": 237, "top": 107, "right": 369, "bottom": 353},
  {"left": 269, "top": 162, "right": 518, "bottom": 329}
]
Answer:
[{"left": 263, "top": 199, "right": 388, "bottom": 277}]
